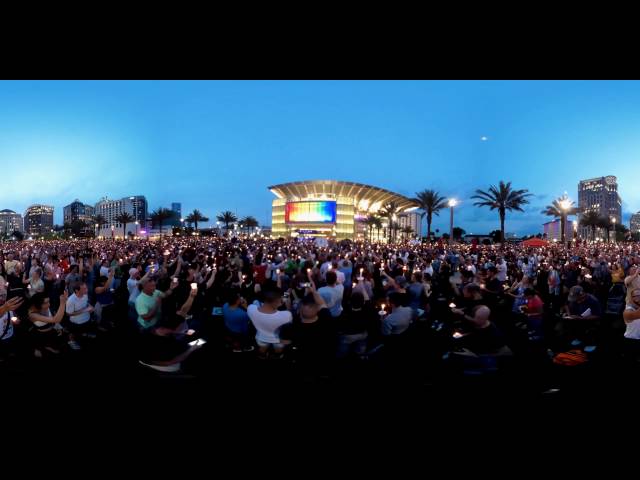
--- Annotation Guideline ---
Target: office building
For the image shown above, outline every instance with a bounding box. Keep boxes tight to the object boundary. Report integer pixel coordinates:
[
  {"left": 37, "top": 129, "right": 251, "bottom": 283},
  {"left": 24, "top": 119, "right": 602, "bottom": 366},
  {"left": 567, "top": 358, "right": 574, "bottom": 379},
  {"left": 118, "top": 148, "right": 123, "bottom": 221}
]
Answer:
[
  {"left": 578, "top": 175, "right": 622, "bottom": 239},
  {"left": 0, "top": 209, "right": 23, "bottom": 236},
  {"left": 170, "top": 202, "right": 182, "bottom": 227},
  {"left": 94, "top": 195, "right": 148, "bottom": 238},
  {"left": 543, "top": 219, "right": 575, "bottom": 242},
  {"left": 63, "top": 199, "right": 95, "bottom": 236},
  {"left": 630, "top": 212, "right": 640, "bottom": 234},
  {"left": 24, "top": 205, "right": 54, "bottom": 237}
]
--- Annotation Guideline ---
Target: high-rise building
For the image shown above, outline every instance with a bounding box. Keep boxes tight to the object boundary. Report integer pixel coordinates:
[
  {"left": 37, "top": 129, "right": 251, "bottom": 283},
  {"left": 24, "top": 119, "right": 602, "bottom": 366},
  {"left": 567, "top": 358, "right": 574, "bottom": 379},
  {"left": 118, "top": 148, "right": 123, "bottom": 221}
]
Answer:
[
  {"left": 543, "top": 219, "right": 575, "bottom": 242},
  {"left": 94, "top": 195, "right": 148, "bottom": 237},
  {"left": 63, "top": 199, "right": 95, "bottom": 235},
  {"left": 24, "top": 204, "right": 54, "bottom": 237},
  {"left": 0, "top": 209, "right": 23, "bottom": 236},
  {"left": 577, "top": 175, "right": 622, "bottom": 238},
  {"left": 397, "top": 211, "right": 421, "bottom": 237},
  {"left": 170, "top": 202, "right": 182, "bottom": 227},
  {"left": 630, "top": 212, "right": 640, "bottom": 234}
]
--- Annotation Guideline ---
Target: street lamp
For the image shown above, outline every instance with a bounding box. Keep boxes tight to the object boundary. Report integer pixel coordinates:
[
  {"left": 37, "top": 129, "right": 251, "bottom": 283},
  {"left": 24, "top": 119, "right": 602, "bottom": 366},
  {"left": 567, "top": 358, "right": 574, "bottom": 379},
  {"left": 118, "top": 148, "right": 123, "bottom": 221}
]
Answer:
[
  {"left": 448, "top": 199, "right": 457, "bottom": 245},
  {"left": 612, "top": 217, "right": 616, "bottom": 243},
  {"left": 134, "top": 220, "right": 139, "bottom": 238},
  {"left": 559, "top": 197, "right": 571, "bottom": 246}
]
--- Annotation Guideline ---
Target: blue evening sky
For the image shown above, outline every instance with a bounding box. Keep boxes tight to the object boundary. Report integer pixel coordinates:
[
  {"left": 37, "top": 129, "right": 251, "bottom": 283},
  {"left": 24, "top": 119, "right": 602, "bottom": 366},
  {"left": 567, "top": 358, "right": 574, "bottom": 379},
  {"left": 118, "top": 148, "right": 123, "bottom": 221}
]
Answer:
[{"left": 1, "top": 80, "right": 638, "bottom": 235}]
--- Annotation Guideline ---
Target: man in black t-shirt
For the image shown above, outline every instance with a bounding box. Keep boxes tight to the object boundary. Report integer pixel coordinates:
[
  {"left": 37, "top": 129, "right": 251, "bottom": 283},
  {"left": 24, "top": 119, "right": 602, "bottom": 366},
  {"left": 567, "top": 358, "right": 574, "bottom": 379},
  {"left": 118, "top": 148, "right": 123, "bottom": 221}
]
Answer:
[{"left": 284, "top": 277, "right": 335, "bottom": 376}]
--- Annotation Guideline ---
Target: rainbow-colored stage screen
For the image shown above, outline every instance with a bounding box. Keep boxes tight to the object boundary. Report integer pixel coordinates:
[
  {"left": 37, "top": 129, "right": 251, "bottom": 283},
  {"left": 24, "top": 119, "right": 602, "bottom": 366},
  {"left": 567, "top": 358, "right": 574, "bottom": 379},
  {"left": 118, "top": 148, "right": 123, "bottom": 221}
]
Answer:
[{"left": 285, "top": 201, "right": 336, "bottom": 223}]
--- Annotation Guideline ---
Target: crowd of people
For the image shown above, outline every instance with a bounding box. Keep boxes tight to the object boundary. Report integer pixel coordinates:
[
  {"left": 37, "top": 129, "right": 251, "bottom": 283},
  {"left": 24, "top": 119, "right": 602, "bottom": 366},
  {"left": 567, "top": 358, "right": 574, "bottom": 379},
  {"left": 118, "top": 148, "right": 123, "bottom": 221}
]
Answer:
[{"left": 1, "top": 235, "right": 640, "bottom": 387}]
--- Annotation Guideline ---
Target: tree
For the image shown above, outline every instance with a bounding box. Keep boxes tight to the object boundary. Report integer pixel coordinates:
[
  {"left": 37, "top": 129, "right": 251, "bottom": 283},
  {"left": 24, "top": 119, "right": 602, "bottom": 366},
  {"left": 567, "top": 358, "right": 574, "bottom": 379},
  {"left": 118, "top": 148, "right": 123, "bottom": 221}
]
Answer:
[
  {"left": 363, "top": 214, "right": 381, "bottom": 242},
  {"left": 541, "top": 195, "right": 580, "bottom": 245},
  {"left": 597, "top": 216, "right": 612, "bottom": 243},
  {"left": 452, "top": 227, "right": 466, "bottom": 240},
  {"left": 70, "top": 219, "right": 88, "bottom": 237},
  {"left": 11, "top": 230, "right": 24, "bottom": 241},
  {"left": 401, "top": 225, "right": 414, "bottom": 240},
  {"left": 579, "top": 210, "right": 601, "bottom": 242},
  {"left": 63, "top": 222, "right": 73, "bottom": 238},
  {"left": 92, "top": 214, "right": 107, "bottom": 237},
  {"left": 150, "top": 208, "right": 174, "bottom": 237},
  {"left": 615, "top": 223, "right": 629, "bottom": 242},
  {"left": 413, "top": 189, "right": 448, "bottom": 239},
  {"left": 240, "top": 216, "right": 259, "bottom": 234},
  {"left": 115, "top": 212, "right": 135, "bottom": 239},
  {"left": 472, "top": 181, "right": 532, "bottom": 244},
  {"left": 185, "top": 209, "right": 209, "bottom": 232},
  {"left": 488, "top": 230, "right": 502, "bottom": 243},
  {"left": 216, "top": 211, "right": 238, "bottom": 233},
  {"left": 379, "top": 201, "right": 401, "bottom": 244}
]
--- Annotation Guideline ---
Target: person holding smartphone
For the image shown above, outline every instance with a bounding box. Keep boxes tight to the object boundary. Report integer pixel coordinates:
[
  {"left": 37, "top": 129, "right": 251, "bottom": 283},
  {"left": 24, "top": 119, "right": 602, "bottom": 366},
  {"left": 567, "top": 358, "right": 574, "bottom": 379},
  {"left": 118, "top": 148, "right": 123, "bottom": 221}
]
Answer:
[{"left": 138, "top": 286, "right": 203, "bottom": 371}]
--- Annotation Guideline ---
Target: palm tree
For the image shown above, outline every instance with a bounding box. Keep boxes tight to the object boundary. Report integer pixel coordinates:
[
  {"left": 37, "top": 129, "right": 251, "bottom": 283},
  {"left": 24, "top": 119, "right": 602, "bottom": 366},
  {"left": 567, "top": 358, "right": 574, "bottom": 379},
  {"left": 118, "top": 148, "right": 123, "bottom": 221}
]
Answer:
[
  {"left": 63, "top": 222, "right": 72, "bottom": 239},
  {"left": 579, "top": 210, "right": 601, "bottom": 242},
  {"left": 185, "top": 209, "right": 209, "bottom": 232},
  {"left": 401, "top": 225, "right": 414, "bottom": 241},
  {"left": 541, "top": 195, "right": 580, "bottom": 245},
  {"left": 240, "top": 216, "right": 259, "bottom": 234},
  {"left": 472, "top": 181, "right": 532, "bottom": 244},
  {"left": 115, "top": 212, "right": 135, "bottom": 239},
  {"left": 597, "top": 216, "right": 612, "bottom": 243},
  {"left": 452, "top": 227, "right": 466, "bottom": 241},
  {"left": 150, "top": 208, "right": 174, "bottom": 237},
  {"left": 92, "top": 214, "right": 107, "bottom": 238},
  {"left": 363, "top": 214, "right": 378, "bottom": 242},
  {"left": 413, "top": 189, "right": 448, "bottom": 239},
  {"left": 217, "top": 211, "right": 238, "bottom": 233},
  {"left": 379, "top": 201, "right": 401, "bottom": 243}
]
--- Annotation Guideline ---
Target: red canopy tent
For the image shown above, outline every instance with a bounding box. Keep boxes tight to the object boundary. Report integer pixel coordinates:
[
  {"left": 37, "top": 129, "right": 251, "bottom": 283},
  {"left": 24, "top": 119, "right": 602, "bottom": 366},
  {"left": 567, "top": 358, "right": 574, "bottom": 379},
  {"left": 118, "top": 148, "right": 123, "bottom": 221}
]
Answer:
[{"left": 521, "top": 238, "right": 549, "bottom": 247}]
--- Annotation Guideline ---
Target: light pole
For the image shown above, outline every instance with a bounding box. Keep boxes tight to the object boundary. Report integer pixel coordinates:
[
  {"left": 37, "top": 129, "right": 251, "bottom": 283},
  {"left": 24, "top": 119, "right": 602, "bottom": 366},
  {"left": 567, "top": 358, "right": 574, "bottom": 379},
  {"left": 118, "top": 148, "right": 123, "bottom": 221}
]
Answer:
[
  {"left": 448, "top": 199, "right": 457, "bottom": 245},
  {"left": 135, "top": 220, "right": 139, "bottom": 238},
  {"left": 95, "top": 223, "right": 99, "bottom": 239},
  {"left": 559, "top": 198, "right": 570, "bottom": 247},
  {"left": 612, "top": 217, "right": 616, "bottom": 243}
]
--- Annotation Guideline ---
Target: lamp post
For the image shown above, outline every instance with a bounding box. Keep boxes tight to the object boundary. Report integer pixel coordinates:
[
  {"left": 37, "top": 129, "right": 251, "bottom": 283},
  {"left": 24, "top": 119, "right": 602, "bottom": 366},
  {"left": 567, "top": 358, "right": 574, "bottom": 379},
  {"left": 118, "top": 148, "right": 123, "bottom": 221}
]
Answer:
[
  {"left": 559, "top": 197, "right": 571, "bottom": 247},
  {"left": 612, "top": 217, "right": 616, "bottom": 244},
  {"left": 448, "top": 199, "right": 457, "bottom": 245},
  {"left": 134, "top": 220, "right": 139, "bottom": 238}
]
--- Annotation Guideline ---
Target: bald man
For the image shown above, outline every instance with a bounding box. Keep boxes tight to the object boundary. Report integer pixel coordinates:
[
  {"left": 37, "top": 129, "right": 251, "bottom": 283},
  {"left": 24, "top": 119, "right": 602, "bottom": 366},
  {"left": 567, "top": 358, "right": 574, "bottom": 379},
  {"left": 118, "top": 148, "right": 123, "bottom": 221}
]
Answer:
[{"left": 454, "top": 304, "right": 508, "bottom": 355}]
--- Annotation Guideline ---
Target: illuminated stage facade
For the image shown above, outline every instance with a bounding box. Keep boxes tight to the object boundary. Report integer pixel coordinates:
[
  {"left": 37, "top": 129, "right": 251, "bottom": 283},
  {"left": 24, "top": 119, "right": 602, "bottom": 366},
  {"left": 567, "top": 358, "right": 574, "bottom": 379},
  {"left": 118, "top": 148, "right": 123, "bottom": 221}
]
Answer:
[{"left": 268, "top": 180, "right": 419, "bottom": 240}]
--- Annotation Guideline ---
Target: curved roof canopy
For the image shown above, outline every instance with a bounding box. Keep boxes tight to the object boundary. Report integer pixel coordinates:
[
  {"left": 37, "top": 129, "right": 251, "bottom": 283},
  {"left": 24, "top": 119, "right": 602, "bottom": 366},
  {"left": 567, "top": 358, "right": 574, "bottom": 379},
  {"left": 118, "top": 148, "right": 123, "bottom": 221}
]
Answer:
[{"left": 268, "top": 180, "right": 419, "bottom": 213}]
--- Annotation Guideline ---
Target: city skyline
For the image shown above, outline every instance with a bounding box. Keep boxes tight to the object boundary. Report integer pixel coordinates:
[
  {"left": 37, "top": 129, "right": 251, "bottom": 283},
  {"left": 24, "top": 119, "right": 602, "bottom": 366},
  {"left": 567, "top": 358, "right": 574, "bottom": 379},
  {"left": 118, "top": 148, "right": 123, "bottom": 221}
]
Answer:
[{"left": 2, "top": 80, "right": 640, "bottom": 234}]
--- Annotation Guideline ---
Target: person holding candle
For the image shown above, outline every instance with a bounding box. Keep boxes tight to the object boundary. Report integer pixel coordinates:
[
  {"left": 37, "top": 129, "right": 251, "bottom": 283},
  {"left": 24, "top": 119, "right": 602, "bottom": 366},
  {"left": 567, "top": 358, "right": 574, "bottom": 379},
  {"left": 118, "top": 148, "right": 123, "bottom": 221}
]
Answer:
[{"left": 0, "top": 292, "right": 24, "bottom": 359}]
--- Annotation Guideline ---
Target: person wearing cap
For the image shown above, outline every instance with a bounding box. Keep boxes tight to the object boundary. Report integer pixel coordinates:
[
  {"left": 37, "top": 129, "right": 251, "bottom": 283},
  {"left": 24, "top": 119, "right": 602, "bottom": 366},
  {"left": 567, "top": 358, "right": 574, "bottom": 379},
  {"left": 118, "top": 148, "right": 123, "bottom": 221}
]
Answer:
[{"left": 556, "top": 285, "right": 602, "bottom": 344}]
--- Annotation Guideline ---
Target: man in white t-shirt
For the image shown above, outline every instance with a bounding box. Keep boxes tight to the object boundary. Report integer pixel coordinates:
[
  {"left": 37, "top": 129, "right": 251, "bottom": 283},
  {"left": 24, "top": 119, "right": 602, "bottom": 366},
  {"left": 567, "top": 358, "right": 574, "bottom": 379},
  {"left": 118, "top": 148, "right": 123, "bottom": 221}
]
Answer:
[
  {"left": 247, "top": 288, "right": 292, "bottom": 359},
  {"left": 318, "top": 271, "right": 344, "bottom": 318},
  {"left": 65, "top": 282, "right": 95, "bottom": 350}
]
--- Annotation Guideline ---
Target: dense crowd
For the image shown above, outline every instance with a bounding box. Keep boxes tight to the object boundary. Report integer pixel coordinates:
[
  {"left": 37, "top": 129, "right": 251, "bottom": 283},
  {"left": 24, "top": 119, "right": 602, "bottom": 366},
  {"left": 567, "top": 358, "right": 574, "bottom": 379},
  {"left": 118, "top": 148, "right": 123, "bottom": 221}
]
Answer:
[{"left": 1, "top": 236, "right": 640, "bottom": 385}]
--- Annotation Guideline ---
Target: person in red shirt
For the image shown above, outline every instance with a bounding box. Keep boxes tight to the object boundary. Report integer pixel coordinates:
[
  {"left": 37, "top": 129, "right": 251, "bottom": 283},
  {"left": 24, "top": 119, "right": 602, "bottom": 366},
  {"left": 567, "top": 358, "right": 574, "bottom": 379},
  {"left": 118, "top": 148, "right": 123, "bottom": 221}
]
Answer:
[{"left": 522, "top": 287, "right": 544, "bottom": 341}]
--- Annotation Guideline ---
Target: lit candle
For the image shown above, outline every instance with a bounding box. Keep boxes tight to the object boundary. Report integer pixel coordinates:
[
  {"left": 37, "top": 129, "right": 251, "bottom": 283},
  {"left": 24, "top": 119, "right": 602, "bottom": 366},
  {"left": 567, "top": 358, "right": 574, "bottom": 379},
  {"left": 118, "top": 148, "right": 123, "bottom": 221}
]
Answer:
[
  {"left": 190, "top": 283, "right": 197, "bottom": 290},
  {"left": 11, "top": 316, "right": 18, "bottom": 324},
  {"left": 360, "top": 268, "right": 363, "bottom": 276},
  {"left": 379, "top": 303, "right": 386, "bottom": 316},
  {"left": 449, "top": 302, "right": 456, "bottom": 308}
]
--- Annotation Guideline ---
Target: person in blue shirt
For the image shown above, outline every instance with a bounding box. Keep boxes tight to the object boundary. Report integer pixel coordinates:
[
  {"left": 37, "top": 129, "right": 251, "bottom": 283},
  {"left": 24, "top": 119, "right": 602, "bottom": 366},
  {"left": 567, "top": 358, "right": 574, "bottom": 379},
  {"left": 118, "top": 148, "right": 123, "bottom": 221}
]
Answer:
[{"left": 222, "top": 289, "right": 254, "bottom": 352}]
